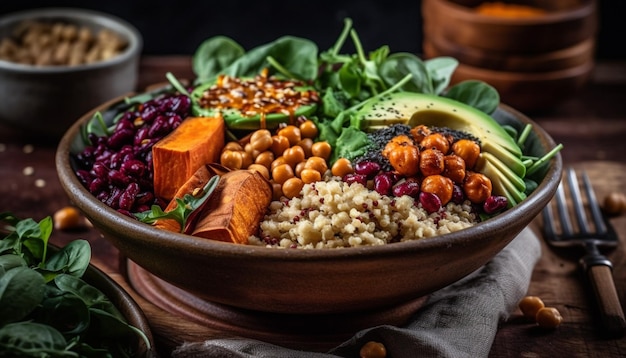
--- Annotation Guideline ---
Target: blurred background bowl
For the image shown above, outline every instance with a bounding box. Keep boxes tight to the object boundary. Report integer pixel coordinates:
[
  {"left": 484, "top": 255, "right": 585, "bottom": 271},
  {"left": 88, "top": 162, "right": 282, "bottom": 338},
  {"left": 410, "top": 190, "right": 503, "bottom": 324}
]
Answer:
[
  {"left": 0, "top": 8, "right": 142, "bottom": 140},
  {"left": 422, "top": 0, "right": 598, "bottom": 112}
]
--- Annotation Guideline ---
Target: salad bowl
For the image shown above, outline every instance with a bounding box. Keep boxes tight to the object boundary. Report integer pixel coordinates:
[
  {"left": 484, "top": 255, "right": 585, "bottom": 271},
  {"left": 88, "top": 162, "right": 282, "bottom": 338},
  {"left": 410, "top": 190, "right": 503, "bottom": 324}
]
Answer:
[{"left": 56, "top": 95, "right": 562, "bottom": 317}]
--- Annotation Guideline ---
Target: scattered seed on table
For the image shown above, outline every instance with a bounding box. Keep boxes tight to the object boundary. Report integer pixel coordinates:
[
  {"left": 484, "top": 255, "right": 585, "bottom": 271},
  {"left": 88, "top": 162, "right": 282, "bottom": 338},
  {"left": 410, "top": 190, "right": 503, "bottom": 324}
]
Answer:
[{"left": 34, "top": 179, "right": 46, "bottom": 188}]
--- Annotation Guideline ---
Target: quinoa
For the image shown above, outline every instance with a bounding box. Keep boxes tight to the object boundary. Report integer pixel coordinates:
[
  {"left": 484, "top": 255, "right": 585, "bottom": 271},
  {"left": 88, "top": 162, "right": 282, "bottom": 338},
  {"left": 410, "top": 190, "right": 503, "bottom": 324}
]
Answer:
[{"left": 249, "top": 177, "right": 478, "bottom": 249}]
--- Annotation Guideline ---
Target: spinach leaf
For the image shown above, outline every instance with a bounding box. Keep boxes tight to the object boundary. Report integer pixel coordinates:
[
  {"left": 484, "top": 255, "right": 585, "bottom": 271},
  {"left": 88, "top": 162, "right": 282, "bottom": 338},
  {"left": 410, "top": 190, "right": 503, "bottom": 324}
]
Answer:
[
  {"left": 0, "top": 322, "right": 68, "bottom": 355},
  {"left": 41, "top": 239, "right": 91, "bottom": 280},
  {"left": 0, "top": 266, "right": 45, "bottom": 325},
  {"left": 444, "top": 80, "right": 500, "bottom": 114},
  {"left": 193, "top": 36, "right": 245, "bottom": 83},
  {"left": 380, "top": 52, "right": 432, "bottom": 93},
  {"left": 39, "top": 287, "right": 90, "bottom": 336},
  {"left": 54, "top": 274, "right": 122, "bottom": 318},
  {"left": 424, "top": 57, "right": 459, "bottom": 95}
]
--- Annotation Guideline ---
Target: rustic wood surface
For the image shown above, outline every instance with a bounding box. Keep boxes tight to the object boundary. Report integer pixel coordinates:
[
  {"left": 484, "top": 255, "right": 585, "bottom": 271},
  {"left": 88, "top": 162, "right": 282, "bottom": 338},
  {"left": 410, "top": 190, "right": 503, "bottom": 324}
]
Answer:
[{"left": 1, "top": 58, "right": 625, "bottom": 357}]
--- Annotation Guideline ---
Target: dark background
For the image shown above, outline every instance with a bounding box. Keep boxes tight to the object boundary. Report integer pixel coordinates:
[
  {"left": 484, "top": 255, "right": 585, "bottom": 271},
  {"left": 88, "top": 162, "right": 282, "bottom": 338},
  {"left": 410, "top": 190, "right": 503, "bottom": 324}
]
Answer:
[{"left": 0, "top": 0, "right": 623, "bottom": 59}]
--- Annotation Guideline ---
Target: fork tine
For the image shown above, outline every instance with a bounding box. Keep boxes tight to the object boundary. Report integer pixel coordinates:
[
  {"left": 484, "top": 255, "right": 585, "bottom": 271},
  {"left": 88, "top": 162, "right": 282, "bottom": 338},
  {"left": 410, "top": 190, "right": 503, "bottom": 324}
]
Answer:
[
  {"left": 566, "top": 167, "right": 590, "bottom": 235},
  {"left": 555, "top": 174, "right": 574, "bottom": 237},
  {"left": 582, "top": 170, "right": 608, "bottom": 236},
  {"left": 542, "top": 198, "right": 558, "bottom": 239}
]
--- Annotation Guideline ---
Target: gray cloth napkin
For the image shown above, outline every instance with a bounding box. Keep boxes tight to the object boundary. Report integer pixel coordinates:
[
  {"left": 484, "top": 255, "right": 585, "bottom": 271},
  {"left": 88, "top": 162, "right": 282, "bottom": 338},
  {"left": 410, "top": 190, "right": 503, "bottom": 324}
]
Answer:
[{"left": 172, "top": 226, "right": 541, "bottom": 358}]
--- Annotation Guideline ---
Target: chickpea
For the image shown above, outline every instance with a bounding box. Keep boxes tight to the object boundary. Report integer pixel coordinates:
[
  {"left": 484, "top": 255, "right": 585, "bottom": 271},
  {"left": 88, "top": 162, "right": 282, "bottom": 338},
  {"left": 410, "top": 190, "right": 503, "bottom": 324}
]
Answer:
[
  {"left": 277, "top": 125, "right": 302, "bottom": 146},
  {"left": 304, "top": 156, "right": 329, "bottom": 176},
  {"left": 244, "top": 142, "right": 260, "bottom": 159},
  {"left": 359, "top": 341, "right": 387, "bottom": 358},
  {"left": 271, "top": 156, "right": 287, "bottom": 171},
  {"left": 383, "top": 135, "right": 420, "bottom": 177},
  {"left": 452, "top": 139, "right": 481, "bottom": 169},
  {"left": 421, "top": 175, "right": 454, "bottom": 205},
  {"left": 518, "top": 296, "right": 545, "bottom": 320},
  {"left": 255, "top": 151, "right": 275, "bottom": 170},
  {"left": 282, "top": 177, "right": 304, "bottom": 199},
  {"left": 443, "top": 154, "right": 466, "bottom": 183},
  {"left": 223, "top": 141, "right": 244, "bottom": 151},
  {"left": 420, "top": 133, "right": 450, "bottom": 154},
  {"left": 311, "top": 141, "right": 332, "bottom": 161},
  {"left": 463, "top": 172, "right": 493, "bottom": 204},
  {"left": 250, "top": 129, "right": 273, "bottom": 152},
  {"left": 409, "top": 124, "right": 432, "bottom": 143},
  {"left": 220, "top": 150, "right": 243, "bottom": 169},
  {"left": 240, "top": 151, "right": 253, "bottom": 168},
  {"left": 603, "top": 192, "right": 626, "bottom": 216},
  {"left": 294, "top": 161, "right": 307, "bottom": 178},
  {"left": 299, "top": 119, "right": 318, "bottom": 139},
  {"left": 272, "top": 163, "right": 295, "bottom": 185},
  {"left": 331, "top": 158, "right": 354, "bottom": 178},
  {"left": 297, "top": 138, "right": 313, "bottom": 158},
  {"left": 419, "top": 148, "right": 445, "bottom": 177},
  {"left": 535, "top": 307, "right": 563, "bottom": 329},
  {"left": 248, "top": 164, "right": 270, "bottom": 180},
  {"left": 283, "top": 145, "right": 306, "bottom": 168},
  {"left": 300, "top": 168, "right": 322, "bottom": 184},
  {"left": 53, "top": 206, "right": 83, "bottom": 230},
  {"left": 271, "top": 135, "right": 290, "bottom": 157},
  {"left": 272, "top": 182, "right": 283, "bottom": 201}
]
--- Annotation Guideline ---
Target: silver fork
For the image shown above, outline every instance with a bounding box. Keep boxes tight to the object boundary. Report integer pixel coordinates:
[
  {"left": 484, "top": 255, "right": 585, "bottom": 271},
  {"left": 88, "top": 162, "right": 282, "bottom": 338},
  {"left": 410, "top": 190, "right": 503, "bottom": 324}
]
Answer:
[{"left": 542, "top": 167, "right": 625, "bottom": 338}]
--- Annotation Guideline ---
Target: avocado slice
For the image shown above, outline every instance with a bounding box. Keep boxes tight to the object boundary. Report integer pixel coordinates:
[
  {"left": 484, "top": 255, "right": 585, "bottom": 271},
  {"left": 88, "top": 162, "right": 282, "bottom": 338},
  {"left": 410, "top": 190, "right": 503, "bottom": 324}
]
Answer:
[{"left": 354, "top": 92, "right": 525, "bottom": 177}]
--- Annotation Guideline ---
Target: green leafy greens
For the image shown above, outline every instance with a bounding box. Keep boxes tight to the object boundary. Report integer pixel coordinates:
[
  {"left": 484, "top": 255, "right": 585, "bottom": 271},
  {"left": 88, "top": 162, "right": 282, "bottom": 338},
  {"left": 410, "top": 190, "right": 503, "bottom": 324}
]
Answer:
[{"left": 0, "top": 213, "right": 150, "bottom": 357}]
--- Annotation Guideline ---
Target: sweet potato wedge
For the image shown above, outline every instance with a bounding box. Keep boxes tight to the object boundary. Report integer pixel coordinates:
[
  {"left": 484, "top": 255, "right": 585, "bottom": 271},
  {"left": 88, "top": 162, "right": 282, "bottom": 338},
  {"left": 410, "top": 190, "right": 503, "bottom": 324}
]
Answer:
[
  {"left": 152, "top": 116, "right": 225, "bottom": 201},
  {"left": 191, "top": 169, "right": 272, "bottom": 244},
  {"left": 154, "top": 163, "right": 230, "bottom": 233}
]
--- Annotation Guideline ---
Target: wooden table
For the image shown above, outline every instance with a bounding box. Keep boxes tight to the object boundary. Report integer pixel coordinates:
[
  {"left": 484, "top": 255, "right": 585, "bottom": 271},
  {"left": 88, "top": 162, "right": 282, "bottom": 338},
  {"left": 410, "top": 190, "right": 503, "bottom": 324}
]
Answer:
[{"left": 1, "top": 57, "right": 625, "bottom": 357}]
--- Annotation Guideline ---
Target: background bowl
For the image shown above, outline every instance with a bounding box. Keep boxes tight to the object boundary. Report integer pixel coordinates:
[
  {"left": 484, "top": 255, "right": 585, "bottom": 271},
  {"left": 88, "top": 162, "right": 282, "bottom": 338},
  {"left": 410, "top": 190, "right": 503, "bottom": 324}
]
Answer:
[
  {"left": 422, "top": 0, "right": 598, "bottom": 112},
  {"left": 56, "top": 95, "right": 562, "bottom": 316},
  {"left": 0, "top": 8, "right": 142, "bottom": 140}
]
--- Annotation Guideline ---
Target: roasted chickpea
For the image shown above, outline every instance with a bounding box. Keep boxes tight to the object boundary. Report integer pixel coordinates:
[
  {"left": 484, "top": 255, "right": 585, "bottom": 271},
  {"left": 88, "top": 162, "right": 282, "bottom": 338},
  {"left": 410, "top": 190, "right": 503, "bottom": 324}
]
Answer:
[
  {"left": 255, "top": 151, "right": 275, "bottom": 169},
  {"left": 297, "top": 138, "right": 313, "bottom": 158},
  {"left": 421, "top": 175, "right": 454, "bottom": 205},
  {"left": 518, "top": 296, "right": 545, "bottom": 320},
  {"left": 220, "top": 150, "right": 243, "bottom": 169},
  {"left": 300, "top": 168, "right": 322, "bottom": 184},
  {"left": 283, "top": 145, "right": 306, "bottom": 168},
  {"left": 536, "top": 307, "right": 563, "bottom": 329},
  {"left": 250, "top": 130, "right": 273, "bottom": 152},
  {"left": 299, "top": 119, "right": 318, "bottom": 139},
  {"left": 53, "top": 206, "right": 83, "bottom": 230},
  {"left": 443, "top": 154, "right": 466, "bottom": 183},
  {"left": 244, "top": 142, "right": 260, "bottom": 159},
  {"left": 247, "top": 164, "right": 270, "bottom": 180},
  {"left": 304, "top": 156, "right": 329, "bottom": 176},
  {"left": 452, "top": 139, "right": 481, "bottom": 169},
  {"left": 271, "top": 135, "right": 290, "bottom": 157},
  {"left": 272, "top": 163, "right": 295, "bottom": 185},
  {"left": 419, "top": 148, "right": 445, "bottom": 177},
  {"left": 463, "top": 172, "right": 492, "bottom": 204},
  {"left": 359, "top": 341, "right": 387, "bottom": 358},
  {"left": 311, "top": 141, "right": 332, "bottom": 161},
  {"left": 277, "top": 125, "right": 302, "bottom": 146},
  {"left": 294, "top": 161, "right": 306, "bottom": 178},
  {"left": 603, "top": 192, "right": 626, "bottom": 216},
  {"left": 331, "top": 158, "right": 354, "bottom": 177},
  {"left": 409, "top": 124, "right": 431, "bottom": 143},
  {"left": 282, "top": 177, "right": 304, "bottom": 199},
  {"left": 240, "top": 151, "right": 253, "bottom": 168},
  {"left": 420, "top": 133, "right": 450, "bottom": 154}
]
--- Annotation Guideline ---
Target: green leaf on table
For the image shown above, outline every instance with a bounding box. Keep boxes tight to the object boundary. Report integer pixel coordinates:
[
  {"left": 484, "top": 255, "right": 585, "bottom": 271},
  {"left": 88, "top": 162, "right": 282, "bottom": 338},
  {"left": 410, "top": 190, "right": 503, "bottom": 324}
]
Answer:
[{"left": 0, "top": 266, "right": 45, "bottom": 325}]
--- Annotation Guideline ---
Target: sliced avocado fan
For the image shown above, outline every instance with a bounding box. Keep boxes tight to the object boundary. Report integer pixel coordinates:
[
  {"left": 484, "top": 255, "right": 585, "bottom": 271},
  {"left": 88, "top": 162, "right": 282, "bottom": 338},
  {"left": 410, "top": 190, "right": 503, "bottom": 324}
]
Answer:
[{"left": 354, "top": 92, "right": 527, "bottom": 206}]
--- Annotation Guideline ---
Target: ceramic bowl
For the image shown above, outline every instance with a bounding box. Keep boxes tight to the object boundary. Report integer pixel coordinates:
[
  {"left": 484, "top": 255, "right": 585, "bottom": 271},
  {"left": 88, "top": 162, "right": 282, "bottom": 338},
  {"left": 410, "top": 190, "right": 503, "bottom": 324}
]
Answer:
[
  {"left": 56, "top": 94, "right": 562, "bottom": 316},
  {"left": 0, "top": 8, "right": 142, "bottom": 140}
]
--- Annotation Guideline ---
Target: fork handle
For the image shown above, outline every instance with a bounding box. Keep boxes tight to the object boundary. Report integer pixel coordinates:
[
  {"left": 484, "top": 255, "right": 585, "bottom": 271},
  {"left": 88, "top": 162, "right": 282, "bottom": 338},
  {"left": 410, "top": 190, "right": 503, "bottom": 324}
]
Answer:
[{"left": 582, "top": 257, "right": 626, "bottom": 338}]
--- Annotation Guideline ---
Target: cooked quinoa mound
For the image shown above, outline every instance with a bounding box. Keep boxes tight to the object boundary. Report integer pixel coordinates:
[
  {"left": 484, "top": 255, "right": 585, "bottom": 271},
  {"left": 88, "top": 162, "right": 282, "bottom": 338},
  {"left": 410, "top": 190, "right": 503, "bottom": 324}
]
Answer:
[{"left": 249, "top": 177, "right": 478, "bottom": 249}]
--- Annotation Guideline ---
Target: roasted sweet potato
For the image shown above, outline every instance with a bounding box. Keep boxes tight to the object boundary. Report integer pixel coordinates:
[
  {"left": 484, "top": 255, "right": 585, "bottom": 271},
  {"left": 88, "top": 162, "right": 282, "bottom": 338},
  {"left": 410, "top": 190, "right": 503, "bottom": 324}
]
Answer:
[
  {"left": 191, "top": 169, "right": 272, "bottom": 244},
  {"left": 152, "top": 116, "right": 225, "bottom": 201}
]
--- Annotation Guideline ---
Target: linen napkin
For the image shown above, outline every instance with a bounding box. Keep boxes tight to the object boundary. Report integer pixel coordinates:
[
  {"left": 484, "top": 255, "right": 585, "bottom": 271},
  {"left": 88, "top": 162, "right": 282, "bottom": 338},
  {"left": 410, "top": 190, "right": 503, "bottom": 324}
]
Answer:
[{"left": 172, "top": 226, "right": 541, "bottom": 358}]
